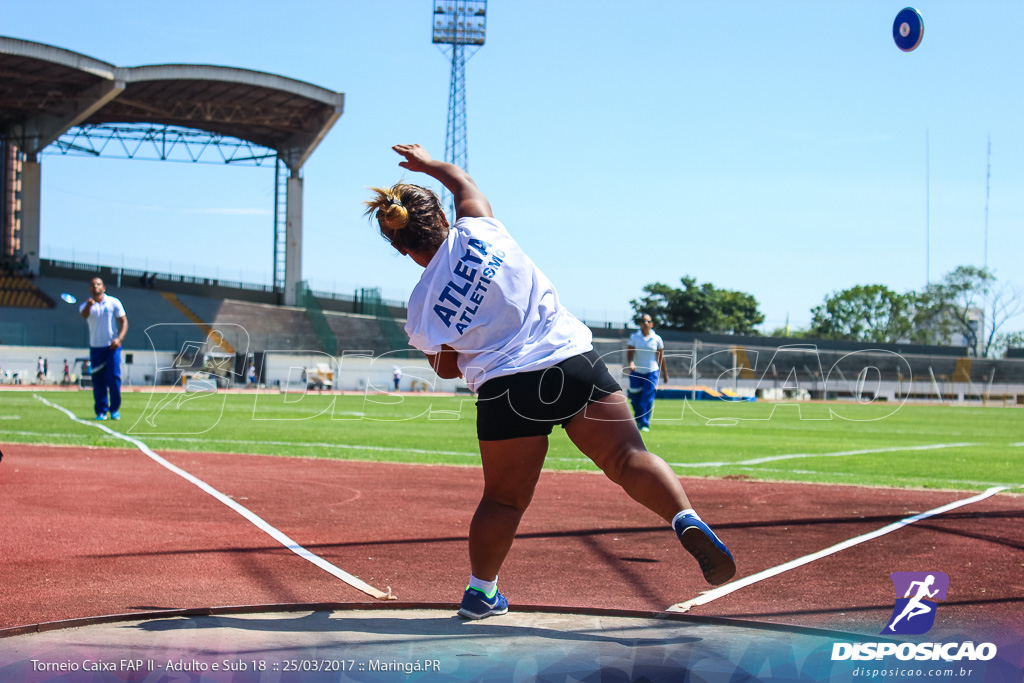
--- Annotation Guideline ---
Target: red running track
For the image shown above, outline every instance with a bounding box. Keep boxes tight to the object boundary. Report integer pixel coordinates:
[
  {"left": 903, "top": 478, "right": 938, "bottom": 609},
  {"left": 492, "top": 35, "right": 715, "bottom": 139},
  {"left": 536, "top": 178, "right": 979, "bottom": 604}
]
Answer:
[{"left": 1, "top": 443, "right": 1022, "bottom": 642}]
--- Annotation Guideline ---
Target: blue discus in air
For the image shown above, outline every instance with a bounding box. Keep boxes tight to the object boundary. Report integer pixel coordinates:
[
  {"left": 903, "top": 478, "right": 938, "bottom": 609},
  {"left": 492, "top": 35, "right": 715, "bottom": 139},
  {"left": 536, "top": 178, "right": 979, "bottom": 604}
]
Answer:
[{"left": 893, "top": 7, "right": 924, "bottom": 52}]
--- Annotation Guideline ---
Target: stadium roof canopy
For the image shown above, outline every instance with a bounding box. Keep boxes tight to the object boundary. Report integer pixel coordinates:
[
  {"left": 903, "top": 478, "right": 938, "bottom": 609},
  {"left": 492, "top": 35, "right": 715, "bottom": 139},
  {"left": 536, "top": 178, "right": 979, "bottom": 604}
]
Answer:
[{"left": 0, "top": 36, "right": 344, "bottom": 171}]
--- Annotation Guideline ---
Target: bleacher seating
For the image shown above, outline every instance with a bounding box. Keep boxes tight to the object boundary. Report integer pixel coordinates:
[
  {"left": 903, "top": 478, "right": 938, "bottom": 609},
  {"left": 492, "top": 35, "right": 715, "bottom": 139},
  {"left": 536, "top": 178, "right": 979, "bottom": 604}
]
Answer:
[
  {"left": 10, "top": 275, "right": 209, "bottom": 350},
  {"left": 323, "top": 312, "right": 395, "bottom": 357},
  {"left": 0, "top": 274, "right": 53, "bottom": 309},
  {"left": 207, "top": 300, "right": 322, "bottom": 353},
  {"left": 9, "top": 275, "right": 404, "bottom": 358}
]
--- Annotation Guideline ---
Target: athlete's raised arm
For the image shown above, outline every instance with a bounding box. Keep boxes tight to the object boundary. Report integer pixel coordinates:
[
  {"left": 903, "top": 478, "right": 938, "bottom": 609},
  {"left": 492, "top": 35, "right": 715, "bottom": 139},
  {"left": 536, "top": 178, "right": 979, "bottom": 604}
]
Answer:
[{"left": 392, "top": 144, "right": 492, "bottom": 220}]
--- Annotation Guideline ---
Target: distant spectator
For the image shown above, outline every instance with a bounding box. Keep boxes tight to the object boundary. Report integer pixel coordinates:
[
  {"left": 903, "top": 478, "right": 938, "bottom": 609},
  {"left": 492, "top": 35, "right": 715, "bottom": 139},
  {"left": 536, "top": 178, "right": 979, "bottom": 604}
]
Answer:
[
  {"left": 626, "top": 314, "right": 667, "bottom": 433},
  {"left": 62, "top": 359, "right": 71, "bottom": 386},
  {"left": 392, "top": 365, "right": 402, "bottom": 391},
  {"left": 247, "top": 362, "right": 256, "bottom": 387},
  {"left": 140, "top": 272, "right": 149, "bottom": 288},
  {"left": 80, "top": 277, "right": 128, "bottom": 421},
  {"left": 36, "top": 356, "right": 45, "bottom": 384},
  {"left": 147, "top": 273, "right": 157, "bottom": 289}
]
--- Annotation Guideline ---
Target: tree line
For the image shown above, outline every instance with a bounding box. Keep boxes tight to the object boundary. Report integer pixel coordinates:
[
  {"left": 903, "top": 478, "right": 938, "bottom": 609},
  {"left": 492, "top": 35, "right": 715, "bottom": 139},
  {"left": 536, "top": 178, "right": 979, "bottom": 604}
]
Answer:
[{"left": 630, "top": 266, "right": 1023, "bottom": 357}]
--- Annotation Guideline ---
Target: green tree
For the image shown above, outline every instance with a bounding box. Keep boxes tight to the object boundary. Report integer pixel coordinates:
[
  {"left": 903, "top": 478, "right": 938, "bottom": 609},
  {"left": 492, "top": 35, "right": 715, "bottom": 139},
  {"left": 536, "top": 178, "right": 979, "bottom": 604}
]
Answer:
[
  {"left": 804, "top": 267, "right": 1022, "bottom": 354},
  {"left": 913, "top": 266, "right": 992, "bottom": 351},
  {"left": 809, "top": 284, "right": 913, "bottom": 343},
  {"left": 997, "top": 330, "right": 1024, "bottom": 357},
  {"left": 630, "top": 276, "right": 764, "bottom": 334},
  {"left": 913, "top": 266, "right": 1023, "bottom": 356},
  {"left": 707, "top": 288, "right": 764, "bottom": 335}
]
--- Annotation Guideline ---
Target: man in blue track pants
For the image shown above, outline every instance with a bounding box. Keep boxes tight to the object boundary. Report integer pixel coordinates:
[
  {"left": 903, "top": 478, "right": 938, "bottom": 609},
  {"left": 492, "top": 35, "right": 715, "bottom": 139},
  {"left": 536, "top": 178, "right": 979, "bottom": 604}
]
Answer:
[
  {"left": 626, "top": 314, "right": 667, "bottom": 432},
  {"left": 79, "top": 277, "right": 128, "bottom": 420}
]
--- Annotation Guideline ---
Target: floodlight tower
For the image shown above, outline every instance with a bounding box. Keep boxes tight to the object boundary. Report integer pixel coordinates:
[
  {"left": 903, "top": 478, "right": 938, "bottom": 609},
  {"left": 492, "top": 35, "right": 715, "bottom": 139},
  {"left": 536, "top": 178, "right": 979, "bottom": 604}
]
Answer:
[{"left": 432, "top": 0, "right": 487, "bottom": 219}]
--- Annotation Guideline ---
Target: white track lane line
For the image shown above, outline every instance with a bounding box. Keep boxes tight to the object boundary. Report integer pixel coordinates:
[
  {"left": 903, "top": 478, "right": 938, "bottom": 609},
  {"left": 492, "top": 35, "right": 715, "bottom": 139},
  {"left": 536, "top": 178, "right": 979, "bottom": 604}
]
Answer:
[
  {"left": 0, "top": 430, "right": 480, "bottom": 458},
  {"left": 34, "top": 395, "right": 394, "bottom": 601},
  {"left": 668, "top": 442, "right": 979, "bottom": 469},
  {"left": 142, "top": 435, "right": 479, "bottom": 458},
  {"left": 733, "top": 466, "right": 1024, "bottom": 489},
  {"left": 667, "top": 485, "right": 1012, "bottom": 613}
]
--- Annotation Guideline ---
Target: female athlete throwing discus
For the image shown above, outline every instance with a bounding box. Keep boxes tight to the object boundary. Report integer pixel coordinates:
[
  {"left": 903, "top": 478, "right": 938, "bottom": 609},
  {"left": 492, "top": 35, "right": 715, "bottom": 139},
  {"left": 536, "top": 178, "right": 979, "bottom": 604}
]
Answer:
[{"left": 365, "top": 144, "right": 736, "bottom": 619}]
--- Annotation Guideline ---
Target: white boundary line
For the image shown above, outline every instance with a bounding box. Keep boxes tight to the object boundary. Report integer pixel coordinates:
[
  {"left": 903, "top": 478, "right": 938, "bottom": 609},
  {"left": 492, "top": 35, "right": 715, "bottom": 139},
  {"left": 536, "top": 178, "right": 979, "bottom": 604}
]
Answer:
[
  {"left": 668, "top": 442, "right": 979, "bottom": 469},
  {"left": 33, "top": 395, "right": 394, "bottom": 601},
  {"left": 141, "top": 435, "right": 479, "bottom": 458},
  {"left": 667, "top": 485, "right": 1012, "bottom": 613},
  {"left": 735, "top": 466, "right": 1024, "bottom": 489},
  {"left": 6, "top": 430, "right": 1022, "bottom": 491},
  {"left": 0, "top": 429, "right": 479, "bottom": 458},
  {"left": 7, "top": 430, "right": 1021, "bottom": 490}
]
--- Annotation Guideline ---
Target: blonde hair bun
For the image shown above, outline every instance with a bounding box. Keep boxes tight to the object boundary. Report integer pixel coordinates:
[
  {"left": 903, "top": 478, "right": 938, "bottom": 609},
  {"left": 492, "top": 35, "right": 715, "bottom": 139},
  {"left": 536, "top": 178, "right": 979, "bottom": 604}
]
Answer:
[
  {"left": 382, "top": 198, "right": 409, "bottom": 230},
  {"left": 364, "top": 182, "right": 448, "bottom": 254},
  {"left": 364, "top": 187, "right": 410, "bottom": 230}
]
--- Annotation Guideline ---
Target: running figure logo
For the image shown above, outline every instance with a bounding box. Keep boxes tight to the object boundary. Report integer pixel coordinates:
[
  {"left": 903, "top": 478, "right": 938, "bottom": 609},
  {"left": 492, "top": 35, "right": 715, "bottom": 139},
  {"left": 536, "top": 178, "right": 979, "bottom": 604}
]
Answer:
[{"left": 883, "top": 571, "right": 949, "bottom": 635}]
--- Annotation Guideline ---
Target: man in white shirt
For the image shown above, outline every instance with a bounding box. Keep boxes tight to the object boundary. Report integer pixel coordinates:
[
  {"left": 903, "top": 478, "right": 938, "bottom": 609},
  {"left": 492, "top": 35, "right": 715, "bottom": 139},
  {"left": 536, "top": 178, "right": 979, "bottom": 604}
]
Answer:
[
  {"left": 79, "top": 277, "right": 128, "bottom": 420},
  {"left": 626, "top": 314, "right": 667, "bottom": 432}
]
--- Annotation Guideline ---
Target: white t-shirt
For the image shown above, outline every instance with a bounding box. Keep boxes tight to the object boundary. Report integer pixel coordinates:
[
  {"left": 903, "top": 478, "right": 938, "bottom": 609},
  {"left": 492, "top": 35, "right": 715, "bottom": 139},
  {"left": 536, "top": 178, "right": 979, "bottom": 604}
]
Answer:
[
  {"left": 79, "top": 295, "right": 126, "bottom": 348},
  {"left": 628, "top": 330, "right": 664, "bottom": 374},
  {"left": 405, "top": 216, "right": 593, "bottom": 391}
]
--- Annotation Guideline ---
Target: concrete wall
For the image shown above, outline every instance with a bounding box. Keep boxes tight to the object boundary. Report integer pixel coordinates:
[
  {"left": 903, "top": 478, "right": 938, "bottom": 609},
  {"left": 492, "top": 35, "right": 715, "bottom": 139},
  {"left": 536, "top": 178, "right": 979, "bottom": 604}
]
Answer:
[
  {"left": 0, "top": 344, "right": 467, "bottom": 393},
  {"left": 0, "top": 344, "right": 174, "bottom": 385}
]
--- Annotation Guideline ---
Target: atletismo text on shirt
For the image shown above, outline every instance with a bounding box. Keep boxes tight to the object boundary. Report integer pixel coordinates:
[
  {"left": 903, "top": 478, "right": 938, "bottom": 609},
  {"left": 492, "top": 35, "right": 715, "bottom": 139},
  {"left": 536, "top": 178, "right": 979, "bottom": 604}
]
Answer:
[{"left": 432, "top": 237, "right": 505, "bottom": 335}]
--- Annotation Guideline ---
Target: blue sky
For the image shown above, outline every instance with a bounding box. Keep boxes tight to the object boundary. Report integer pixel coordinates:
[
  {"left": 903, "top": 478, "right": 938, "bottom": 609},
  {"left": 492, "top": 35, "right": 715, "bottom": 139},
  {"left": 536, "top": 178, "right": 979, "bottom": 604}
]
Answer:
[{"left": 6, "top": 1, "right": 1023, "bottom": 331}]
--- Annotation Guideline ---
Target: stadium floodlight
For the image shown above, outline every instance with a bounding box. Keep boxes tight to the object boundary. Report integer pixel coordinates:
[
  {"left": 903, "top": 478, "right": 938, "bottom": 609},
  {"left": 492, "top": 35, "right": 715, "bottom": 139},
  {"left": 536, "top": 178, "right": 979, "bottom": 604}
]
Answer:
[
  {"left": 432, "top": 1, "right": 486, "bottom": 220},
  {"left": 432, "top": 1, "right": 487, "bottom": 46}
]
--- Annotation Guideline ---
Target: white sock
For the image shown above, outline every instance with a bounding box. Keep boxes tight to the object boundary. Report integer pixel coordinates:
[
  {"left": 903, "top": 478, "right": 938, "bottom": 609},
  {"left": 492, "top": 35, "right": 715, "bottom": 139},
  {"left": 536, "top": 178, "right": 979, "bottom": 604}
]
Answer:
[
  {"left": 672, "top": 509, "right": 701, "bottom": 527},
  {"left": 468, "top": 574, "right": 498, "bottom": 597}
]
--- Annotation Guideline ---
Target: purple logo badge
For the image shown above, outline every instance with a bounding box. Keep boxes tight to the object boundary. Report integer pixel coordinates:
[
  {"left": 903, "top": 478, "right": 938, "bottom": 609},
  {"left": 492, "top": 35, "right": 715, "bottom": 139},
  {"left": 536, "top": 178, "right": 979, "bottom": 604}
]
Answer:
[{"left": 883, "top": 571, "right": 949, "bottom": 635}]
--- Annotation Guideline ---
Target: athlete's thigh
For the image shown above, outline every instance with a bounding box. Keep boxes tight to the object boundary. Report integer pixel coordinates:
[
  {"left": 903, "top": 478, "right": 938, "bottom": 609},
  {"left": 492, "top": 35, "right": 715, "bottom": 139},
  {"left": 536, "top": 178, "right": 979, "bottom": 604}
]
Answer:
[
  {"left": 563, "top": 393, "right": 645, "bottom": 468},
  {"left": 477, "top": 436, "right": 548, "bottom": 509}
]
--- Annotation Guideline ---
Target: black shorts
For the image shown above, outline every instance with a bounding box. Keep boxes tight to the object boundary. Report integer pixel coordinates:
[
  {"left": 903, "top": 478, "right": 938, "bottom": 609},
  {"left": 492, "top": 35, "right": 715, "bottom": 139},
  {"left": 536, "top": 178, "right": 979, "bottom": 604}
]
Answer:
[{"left": 475, "top": 350, "right": 622, "bottom": 441}]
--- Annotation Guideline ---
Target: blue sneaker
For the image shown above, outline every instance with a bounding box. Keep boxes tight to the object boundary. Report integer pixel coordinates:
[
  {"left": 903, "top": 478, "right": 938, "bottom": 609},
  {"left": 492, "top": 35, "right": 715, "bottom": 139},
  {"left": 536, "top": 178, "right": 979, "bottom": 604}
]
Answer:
[
  {"left": 674, "top": 515, "right": 736, "bottom": 586},
  {"left": 458, "top": 587, "right": 508, "bottom": 620},
  {"left": 110, "top": 411, "right": 120, "bottom": 420},
  {"left": 94, "top": 413, "right": 108, "bottom": 421}
]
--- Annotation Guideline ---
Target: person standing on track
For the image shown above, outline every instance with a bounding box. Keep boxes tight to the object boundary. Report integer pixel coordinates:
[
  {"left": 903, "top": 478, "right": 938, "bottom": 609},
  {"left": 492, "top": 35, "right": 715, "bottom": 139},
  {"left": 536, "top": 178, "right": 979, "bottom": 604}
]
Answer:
[
  {"left": 79, "top": 277, "right": 128, "bottom": 421},
  {"left": 364, "top": 144, "right": 736, "bottom": 620},
  {"left": 626, "top": 314, "right": 667, "bottom": 432}
]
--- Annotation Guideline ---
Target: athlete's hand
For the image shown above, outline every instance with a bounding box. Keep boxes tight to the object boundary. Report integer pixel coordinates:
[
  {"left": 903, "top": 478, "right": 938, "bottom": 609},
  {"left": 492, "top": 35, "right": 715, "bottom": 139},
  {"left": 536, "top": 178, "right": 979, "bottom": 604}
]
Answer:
[
  {"left": 393, "top": 144, "right": 434, "bottom": 173},
  {"left": 109, "top": 338, "right": 122, "bottom": 350}
]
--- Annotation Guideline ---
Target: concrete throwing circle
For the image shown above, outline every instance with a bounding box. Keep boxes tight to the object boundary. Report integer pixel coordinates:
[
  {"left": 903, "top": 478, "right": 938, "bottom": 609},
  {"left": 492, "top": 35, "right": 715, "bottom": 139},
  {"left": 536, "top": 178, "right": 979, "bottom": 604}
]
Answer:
[{"left": 0, "top": 606, "right": 878, "bottom": 682}]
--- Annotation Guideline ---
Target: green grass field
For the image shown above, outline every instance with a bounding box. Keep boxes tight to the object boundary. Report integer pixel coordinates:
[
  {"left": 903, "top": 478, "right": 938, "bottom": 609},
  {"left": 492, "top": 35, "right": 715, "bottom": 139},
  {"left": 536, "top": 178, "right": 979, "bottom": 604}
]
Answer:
[{"left": 3, "top": 389, "right": 1022, "bottom": 492}]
